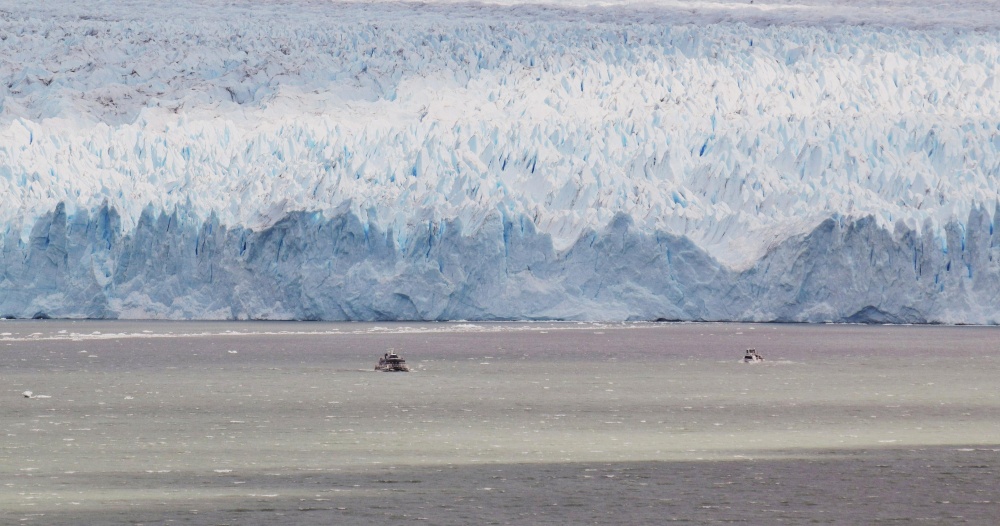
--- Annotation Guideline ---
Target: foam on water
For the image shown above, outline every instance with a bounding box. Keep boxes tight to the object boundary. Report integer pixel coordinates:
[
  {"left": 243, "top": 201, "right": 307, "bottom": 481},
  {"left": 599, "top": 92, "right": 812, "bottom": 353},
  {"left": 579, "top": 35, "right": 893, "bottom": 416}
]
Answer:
[{"left": 0, "top": 320, "right": 641, "bottom": 341}]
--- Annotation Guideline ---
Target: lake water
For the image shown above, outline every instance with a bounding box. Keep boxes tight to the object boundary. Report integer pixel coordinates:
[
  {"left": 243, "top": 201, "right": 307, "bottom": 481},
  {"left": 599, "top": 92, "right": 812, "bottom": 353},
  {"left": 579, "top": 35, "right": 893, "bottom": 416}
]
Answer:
[{"left": 2, "top": 321, "right": 999, "bottom": 524}]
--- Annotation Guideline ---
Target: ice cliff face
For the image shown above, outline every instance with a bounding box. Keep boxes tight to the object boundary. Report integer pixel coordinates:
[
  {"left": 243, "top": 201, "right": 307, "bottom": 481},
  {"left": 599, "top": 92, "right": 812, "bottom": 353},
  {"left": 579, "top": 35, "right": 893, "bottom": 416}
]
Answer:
[{"left": 2, "top": 1, "right": 1000, "bottom": 322}]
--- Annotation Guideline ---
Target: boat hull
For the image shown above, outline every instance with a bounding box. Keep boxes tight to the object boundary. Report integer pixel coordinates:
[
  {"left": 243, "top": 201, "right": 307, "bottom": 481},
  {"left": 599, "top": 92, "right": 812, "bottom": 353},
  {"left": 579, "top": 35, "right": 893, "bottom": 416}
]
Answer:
[{"left": 375, "top": 364, "right": 410, "bottom": 372}]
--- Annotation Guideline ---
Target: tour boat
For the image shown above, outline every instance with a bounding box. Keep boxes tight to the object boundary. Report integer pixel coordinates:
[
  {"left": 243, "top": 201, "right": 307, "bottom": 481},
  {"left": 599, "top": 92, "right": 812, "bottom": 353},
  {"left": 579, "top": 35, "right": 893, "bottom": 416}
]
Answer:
[{"left": 375, "top": 351, "right": 410, "bottom": 372}]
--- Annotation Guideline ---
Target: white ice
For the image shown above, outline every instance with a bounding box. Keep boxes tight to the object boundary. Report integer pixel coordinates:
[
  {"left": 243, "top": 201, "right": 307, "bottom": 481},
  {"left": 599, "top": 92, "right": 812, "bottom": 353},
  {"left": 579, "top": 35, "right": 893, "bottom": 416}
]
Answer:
[{"left": 1, "top": 0, "right": 999, "bottom": 321}]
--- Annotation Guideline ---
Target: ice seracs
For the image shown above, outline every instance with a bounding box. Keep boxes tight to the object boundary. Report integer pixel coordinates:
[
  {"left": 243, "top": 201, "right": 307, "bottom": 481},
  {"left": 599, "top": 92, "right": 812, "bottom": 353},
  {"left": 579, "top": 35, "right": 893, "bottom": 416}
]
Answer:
[{"left": 1, "top": 1, "right": 1000, "bottom": 323}]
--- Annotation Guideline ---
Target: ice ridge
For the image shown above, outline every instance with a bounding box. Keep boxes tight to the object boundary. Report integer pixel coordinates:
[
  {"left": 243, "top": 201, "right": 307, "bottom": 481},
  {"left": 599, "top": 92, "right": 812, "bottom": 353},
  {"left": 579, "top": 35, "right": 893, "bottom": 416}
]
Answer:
[{"left": 3, "top": 203, "right": 1000, "bottom": 323}]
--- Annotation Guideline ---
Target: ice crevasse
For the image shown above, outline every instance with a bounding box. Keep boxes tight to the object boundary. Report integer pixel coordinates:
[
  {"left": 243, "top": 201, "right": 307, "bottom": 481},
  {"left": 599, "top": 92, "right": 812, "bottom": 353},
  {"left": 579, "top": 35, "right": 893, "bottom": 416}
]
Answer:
[{"left": 2, "top": 0, "right": 1000, "bottom": 322}]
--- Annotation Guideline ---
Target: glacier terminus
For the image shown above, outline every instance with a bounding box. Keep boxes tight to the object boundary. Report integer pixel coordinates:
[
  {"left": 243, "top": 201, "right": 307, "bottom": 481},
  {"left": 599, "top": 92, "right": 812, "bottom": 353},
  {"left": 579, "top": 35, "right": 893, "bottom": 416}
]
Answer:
[{"left": 2, "top": 0, "right": 1000, "bottom": 323}]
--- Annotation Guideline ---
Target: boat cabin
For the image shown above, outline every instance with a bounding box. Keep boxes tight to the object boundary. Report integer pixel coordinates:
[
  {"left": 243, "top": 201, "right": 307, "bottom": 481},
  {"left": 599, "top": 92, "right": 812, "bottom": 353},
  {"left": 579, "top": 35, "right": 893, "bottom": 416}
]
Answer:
[{"left": 743, "top": 348, "right": 764, "bottom": 363}]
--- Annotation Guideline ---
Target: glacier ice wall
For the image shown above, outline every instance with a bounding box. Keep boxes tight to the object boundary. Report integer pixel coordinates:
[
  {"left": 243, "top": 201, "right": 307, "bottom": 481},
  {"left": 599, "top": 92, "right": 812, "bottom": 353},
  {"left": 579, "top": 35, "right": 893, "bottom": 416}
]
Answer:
[
  {"left": 1, "top": 0, "right": 1000, "bottom": 322},
  {"left": 5, "top": 202, "right": 1000, "bottom": 323}
]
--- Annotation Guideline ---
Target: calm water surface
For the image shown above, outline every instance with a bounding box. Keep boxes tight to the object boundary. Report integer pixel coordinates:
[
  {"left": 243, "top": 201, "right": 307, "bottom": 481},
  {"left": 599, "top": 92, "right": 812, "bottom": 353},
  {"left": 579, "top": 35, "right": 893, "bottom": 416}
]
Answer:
[{"left": 2, "top": 321, "right": 999, "bottom": 524}]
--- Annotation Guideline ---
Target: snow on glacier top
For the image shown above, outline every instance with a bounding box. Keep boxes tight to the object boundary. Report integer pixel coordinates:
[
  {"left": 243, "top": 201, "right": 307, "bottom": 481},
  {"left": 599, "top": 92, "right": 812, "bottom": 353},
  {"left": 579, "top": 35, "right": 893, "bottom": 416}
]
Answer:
[
  {"left": 1, "top": 0, "right": 999, "bottom": 269},
  {"left": 7, "top": 0, "right": 1000, "bottom": 30}
]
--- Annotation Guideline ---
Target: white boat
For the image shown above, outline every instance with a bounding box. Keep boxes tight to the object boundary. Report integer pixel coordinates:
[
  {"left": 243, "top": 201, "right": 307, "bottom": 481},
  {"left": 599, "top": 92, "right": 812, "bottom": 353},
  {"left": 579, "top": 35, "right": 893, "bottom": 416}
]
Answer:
[
  {"left": 375, "top": 351, "right": 410, "bottom": 372},
  {"left": 743, "top": 348, "right": 764, "bottom": 363}
]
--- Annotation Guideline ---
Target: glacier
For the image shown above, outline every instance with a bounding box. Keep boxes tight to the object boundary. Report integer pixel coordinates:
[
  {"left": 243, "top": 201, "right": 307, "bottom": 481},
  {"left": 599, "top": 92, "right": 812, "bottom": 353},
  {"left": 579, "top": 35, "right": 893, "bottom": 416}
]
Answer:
[{"left": 1, "top": 0, "right": 1000, "bottom": 322}]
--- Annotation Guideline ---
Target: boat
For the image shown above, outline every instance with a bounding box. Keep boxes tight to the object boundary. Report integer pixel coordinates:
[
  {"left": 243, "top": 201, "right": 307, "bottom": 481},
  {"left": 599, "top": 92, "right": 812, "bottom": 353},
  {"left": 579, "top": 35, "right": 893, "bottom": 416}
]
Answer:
[
  {"left": 743, "top": 348, "right": 764, "bottom": 363},
  {"left": 375, "top": 351, "right": 410, "bottom": 372}
]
